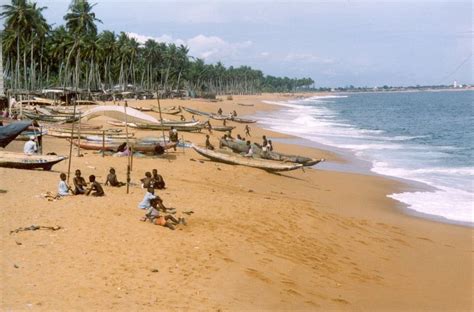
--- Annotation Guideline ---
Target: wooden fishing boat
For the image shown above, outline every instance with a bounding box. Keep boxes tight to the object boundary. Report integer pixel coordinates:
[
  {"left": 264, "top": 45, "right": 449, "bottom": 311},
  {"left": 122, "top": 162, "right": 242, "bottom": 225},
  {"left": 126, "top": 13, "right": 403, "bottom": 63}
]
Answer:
[
  {"left": 23, "top": 111, "right": 79, "bottom": 123},
  {"left": 40, "top": 122, "right": 102, "bottom": 130},
  {"left": 181, "top": 106, "right": 212, "bottom": 117},
  {"left": 71, "top": 139, "right": 177, "bottom": 153},
  {"left": 47, "top": 128, "right": 130, "bottom": 139},
  {"left": 75, "top": 100, "right": 98, "bottom": 105},
  {"left": 210, "top": 114, "right": 230, "bottom": 121},
  {"left": 192, "top": 145, "right": 303, "bottom": 172},
  {"left": 130, "top": 122, "right": 203, "bottom": 132},
  {"left": 212, "top": 125, "right": 235, "bottom": 132},
  {"left": 0, "top": 151, "right": 67, "bottom": 170},
  {"left": 152, "top": 106, "right": 182, "bottom": 115},
  {"left": 219, "top": 139, "right": 323, "bottom": 166},
  {"left": 85, "top": 135, "right": 168, "bottom": 144},
  {"left": 15, "top": 129, "right": 48, "bottom": 141},
  {"left": 237, "top": 103, "right": 254, "bottom": 107},
  {"left": 230, "top": 117, "right": 257, "bottom": 123},
  {"left": 131, "top": 106, "right": 153, "bottom": 112}
]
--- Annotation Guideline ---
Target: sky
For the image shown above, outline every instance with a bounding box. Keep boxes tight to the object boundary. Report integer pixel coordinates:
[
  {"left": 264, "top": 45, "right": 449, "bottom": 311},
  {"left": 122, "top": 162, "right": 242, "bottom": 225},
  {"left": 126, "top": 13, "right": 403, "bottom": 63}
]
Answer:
[{"left": 28, "top": 0, "right": 473, "bottom": 87}]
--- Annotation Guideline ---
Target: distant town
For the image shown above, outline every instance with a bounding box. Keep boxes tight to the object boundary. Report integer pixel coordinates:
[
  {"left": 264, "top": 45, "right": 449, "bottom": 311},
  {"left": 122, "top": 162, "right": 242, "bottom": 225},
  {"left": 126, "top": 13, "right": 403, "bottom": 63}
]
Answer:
[{"left": 302, "top": 81, "right": 473, "bottom": 93}]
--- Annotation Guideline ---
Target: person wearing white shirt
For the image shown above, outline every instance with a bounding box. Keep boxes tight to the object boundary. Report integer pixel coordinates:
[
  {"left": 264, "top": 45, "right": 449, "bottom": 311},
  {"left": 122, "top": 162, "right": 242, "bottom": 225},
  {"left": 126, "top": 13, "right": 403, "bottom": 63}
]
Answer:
[{"left": 23, "top": 136, "right": 38, "bottom": 155}]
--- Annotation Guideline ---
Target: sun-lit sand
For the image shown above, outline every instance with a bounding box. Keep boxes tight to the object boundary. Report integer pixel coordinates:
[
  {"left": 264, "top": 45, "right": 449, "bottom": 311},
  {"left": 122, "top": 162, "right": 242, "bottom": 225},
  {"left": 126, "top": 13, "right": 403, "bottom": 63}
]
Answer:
[{"left": 1, "top": 94, "right": 472, "bottom": 311}]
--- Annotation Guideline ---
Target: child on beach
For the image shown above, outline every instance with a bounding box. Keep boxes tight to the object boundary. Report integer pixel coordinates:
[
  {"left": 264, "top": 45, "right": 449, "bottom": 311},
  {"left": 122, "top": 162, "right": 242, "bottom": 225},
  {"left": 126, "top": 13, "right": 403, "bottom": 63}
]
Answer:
[
  {"left": 73, "top": 169, "right": 87, "bottom": 195},
  {"left": 86, "top": 175, "right": 105, "bottom": 196},
  {"left": 205, "top": 134, "right": 215, "bottom": 150},
  {"left": 105, "top": 168, "right": 125, "bottom": 187},
  {"left": 58, "top": 173, "right": 72, "bottom": 196},
  {"left": 138, "top": 187, "right": 184, "bottom": 230},
  {"left": 141, "top": 172, "right": 153, "bottom": 189},
  {"left": 151, "top": 169, "right": 166, "bottom": 189}
]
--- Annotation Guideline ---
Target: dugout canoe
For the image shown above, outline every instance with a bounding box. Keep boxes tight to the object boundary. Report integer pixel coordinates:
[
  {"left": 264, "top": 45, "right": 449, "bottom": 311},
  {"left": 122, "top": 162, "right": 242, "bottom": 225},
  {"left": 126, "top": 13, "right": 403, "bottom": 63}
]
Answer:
[
  {"left": 130, "top": 122, "right": 203, "bottom": 132},
  {"left": 71, "top": 139, "right": 177, "bottom": 153},
  {"left": 0, "top": 151, "right": 67, "bottom": 170},
  {"left": 192, "top": 144, "right": 303, "bottom": 172},
  {"left": 219, "top": 139, "right": 323, "bottom": 166},
  {"left": 23, "top": 111, "right": 79, "bottom": 123},
  {"left": 230, "top": 117, "right": 257, "bottom": 123},
  {"left": 152, "top": 106, "right": 182, "bottom": 115},
  {"left": 211, "top": 125, "right": 235, "bottom": 132},
  {"left": 181, "top": 106, "right": 212, "bottom": 117}
]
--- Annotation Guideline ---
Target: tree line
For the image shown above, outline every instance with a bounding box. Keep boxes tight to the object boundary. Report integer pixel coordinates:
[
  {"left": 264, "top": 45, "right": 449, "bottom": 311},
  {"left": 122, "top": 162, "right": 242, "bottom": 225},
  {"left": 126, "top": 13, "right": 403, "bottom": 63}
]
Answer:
[{"left": 1, "top": 0, "right": 314, "bottom": 96}]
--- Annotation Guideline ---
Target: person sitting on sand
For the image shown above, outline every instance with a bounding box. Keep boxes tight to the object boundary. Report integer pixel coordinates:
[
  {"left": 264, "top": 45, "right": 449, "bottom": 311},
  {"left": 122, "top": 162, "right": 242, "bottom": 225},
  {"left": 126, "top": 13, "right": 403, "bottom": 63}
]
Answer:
[
  {"left": 217, "top": 107, "right": 223, "bottom": 115},
  {"left": 154, "top": 144, "right": 165, "bottom": 155},
  {"left": 139, "top": 187, "right": 184, "bottom": 230},
  {"left": 23, "top": 136, "right": 38, "bottom": 155},
  {"left": 86, "top": 175, "right": 105, "bottom": 197},
  {"left": 244, "top": 141, "right": 254, "bottom": 157},
  {"left": 114, "top": 142, "right": 131, "bottom": 157},
  {"left": 151, "top": 169, "right": 166, "bottom": 189},
  {"left": 236, "top": 134, "right": 244, "bottom": 142},
  {"left": 232, "top": 110, "right": 237, "bottom": 117},
  {"left": 180, "top": 115, "right": 186, "bottom": 121},
  {"left": 105, "top": 168, "right": 125, "bottom": 187},
  {"left": 58, "top": 173, "right": 73, "bottom": 196},
  {"left": 73, "top": 169, "right": 87, "bottom": 195},
  {"left": 219, "top": 134, "right": 228, "bottom": 148},
  {"left": 205, "top": 134, "right": 215, "bottom": 150},
  {"left": 141, "top": 172, "right": 153, "bottom": 189}
]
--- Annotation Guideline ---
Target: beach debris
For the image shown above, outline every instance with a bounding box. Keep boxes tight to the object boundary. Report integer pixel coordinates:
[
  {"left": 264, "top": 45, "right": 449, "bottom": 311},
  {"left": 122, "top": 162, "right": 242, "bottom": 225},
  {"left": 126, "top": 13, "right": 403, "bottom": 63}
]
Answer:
[
  {"left": 13, "top": 264, "right": 19, "bottom": 269},
  {"left": 10, "top": 225, "right": 62, "bottom": 235},
  {"left": 183, "top": 210, "right": 194, "bottom": 215},
  {"left": 41, "top": 192, "right": 62, "bottom": 201},
  {"left": 151, "top": 268, "right": 159, "bottom": 273},
  {"left": 190, "top": 158, "right": 196, "bottom": 162},
  {"left": 248, "top": 189, "right": 254, "bottom": 193},
  {"left": 0, "top": 189, "right": 7, "bottom": 194},
  {"left": 15, "top": 241, "right": 22, "bottom": 245}
]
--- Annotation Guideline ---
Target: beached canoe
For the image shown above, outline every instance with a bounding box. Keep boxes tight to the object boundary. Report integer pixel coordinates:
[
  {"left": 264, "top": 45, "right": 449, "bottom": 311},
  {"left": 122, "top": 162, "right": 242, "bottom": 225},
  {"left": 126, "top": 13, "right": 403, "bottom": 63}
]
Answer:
[
  {"left": 0, "top": 121, "right": 32, "bottom": 147},
  {"left": 130, "top": 122, "right": 203, "bottom": 132},
  {"left": 0, "top": 151, "right": 67, "bottom": 170},
  {"left": 219, "top": 139, "right": 323, "bottom": 166},
  {"left": 15, "top": 129, "right": 48, "bottom": 141},
  {"left": 23, "top": 111, "right": 79, "bottom": 123},
  {"left": 237, "top": 103, "right": 254, "bottom": 107},
  {"left": 152, "top": 106, "right": 182, "bottom": 115},
  {"left": 211, "top": 125, "right": 235, "bottom": 132},
  {"left": 131, "top": 106, "right": 153, "bottom": 112},
  {"left": 230, "top": 117, "right": 257, "bottom": 123},
  {"left": 40, "top": 122, "right": 102, "bottom": 130},
  {"left": 181, "top": 106, "right": 213, "bottom": 117},
  {"left": 192, "top": 144, "right": 303, "bottom": 172},
  {"left": 47, "top": 128, "right": 130, "bottom": 139},
  {"left": 71, "top": 139, "right": 177, "bottom": 153}
]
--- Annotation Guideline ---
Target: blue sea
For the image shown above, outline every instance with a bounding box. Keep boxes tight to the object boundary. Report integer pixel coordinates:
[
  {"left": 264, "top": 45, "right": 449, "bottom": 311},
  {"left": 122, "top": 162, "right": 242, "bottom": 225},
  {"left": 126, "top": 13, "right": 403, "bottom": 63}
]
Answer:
[{"left": 257, "top": 91, "right": 473, "bottom": 225}]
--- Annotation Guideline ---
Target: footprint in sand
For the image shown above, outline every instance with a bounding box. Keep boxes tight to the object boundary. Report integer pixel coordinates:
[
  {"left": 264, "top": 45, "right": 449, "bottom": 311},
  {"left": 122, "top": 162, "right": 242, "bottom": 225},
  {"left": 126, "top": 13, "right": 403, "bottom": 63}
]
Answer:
[
  {"left": 245, "top": 268, "right": 270, "bottom": 283},
  {"left": 332, "top": 298, "right": 350, "bottom": 304},
  {"left": 286, "top": 288, "right": 302, "bottom": 296}
]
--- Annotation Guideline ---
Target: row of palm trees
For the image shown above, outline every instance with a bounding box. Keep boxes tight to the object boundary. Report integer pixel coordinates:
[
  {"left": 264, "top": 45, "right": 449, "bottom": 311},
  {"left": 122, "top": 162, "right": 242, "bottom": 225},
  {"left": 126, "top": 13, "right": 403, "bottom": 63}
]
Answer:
[{"left": 1, "top": 0, "right": 314, "bottom": 96}]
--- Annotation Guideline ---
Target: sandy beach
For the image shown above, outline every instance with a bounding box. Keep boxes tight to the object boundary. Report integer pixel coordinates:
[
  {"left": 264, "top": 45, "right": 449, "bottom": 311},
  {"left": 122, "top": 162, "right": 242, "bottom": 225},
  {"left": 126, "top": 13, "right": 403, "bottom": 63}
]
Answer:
[{"left": 0, "top": 94, "right": 472, "bottom": 311}]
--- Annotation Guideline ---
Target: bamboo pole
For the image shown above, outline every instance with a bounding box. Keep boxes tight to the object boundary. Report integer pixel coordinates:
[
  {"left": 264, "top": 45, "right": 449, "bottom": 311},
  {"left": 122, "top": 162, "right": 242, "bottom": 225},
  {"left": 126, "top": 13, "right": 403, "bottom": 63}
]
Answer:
[
  {"left": 77, "top": 110, "right": 81, "bottom": 157},
  {"left": 102, "top": 130, "right": 105, "bottom": 157},
  {"left": 155, "top": 86, "right": 167, "bottom": 152},
  {"left": 66, "top": 99, "right": 77, "bottom": 183},
  {"left": 124, "top": 100, "right": 130, "bottom": 194}
]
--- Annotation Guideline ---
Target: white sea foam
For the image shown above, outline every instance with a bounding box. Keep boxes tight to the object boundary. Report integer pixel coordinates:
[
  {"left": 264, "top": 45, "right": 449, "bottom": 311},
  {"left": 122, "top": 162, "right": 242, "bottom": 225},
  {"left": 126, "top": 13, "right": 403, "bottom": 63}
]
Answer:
[{"left": 257, "top": 95, "right": 474, "bottom": 225}]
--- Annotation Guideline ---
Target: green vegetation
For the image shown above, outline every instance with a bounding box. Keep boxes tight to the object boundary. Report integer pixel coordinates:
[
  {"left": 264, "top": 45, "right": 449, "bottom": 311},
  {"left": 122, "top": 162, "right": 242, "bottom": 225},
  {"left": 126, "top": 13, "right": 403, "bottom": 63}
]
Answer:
[{"left": 1, "top": 0, "right": 314, "bottom": 96}]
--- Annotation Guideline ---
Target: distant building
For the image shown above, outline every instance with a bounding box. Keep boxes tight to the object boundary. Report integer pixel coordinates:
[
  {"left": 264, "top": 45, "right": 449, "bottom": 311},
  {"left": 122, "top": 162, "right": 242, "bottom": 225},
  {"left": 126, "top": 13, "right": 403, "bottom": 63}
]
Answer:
[{"left": 453, "top": 80, "right": 457, "bottom": 88}]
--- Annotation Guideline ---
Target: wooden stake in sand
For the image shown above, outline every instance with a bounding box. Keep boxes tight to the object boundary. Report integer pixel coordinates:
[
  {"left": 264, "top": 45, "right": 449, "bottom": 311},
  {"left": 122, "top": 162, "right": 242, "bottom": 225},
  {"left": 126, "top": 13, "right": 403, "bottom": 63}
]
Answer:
[
  {"left": 155, "top": 87, "right": 167, "bottom": 151},
  {"left": 124, "top": 101, "right": 130, "bottom": 194},
  {"left": 66, "top": 99, "right": 78, "bottom": 183}
]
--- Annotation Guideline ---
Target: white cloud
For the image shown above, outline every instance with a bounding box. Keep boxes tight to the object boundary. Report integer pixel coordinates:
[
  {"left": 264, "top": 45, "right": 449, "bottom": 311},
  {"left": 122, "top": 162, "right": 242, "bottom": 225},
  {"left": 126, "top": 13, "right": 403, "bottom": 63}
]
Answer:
[
  {"left": 127, "top": 32, "right": 252, "bottom": 62},
  {"left": 260, "top": 52, "right": 270, "bottom": 57},
  {"left": 285, "top": 53, "right": 334, "bottom": 64}
]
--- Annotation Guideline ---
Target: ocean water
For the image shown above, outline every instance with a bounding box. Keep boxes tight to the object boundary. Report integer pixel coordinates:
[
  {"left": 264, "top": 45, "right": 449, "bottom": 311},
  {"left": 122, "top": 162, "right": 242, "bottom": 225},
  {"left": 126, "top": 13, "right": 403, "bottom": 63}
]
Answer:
[{"left": 258, "top": 91, "right": 473, "bottom": 225}]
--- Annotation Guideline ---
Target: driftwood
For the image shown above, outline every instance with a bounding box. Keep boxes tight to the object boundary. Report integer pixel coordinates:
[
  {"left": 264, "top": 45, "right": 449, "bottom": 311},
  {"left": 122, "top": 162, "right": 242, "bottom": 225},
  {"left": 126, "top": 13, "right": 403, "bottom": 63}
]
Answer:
[{"left": 10, "top": 225, "right": 62, "bottom": 234}]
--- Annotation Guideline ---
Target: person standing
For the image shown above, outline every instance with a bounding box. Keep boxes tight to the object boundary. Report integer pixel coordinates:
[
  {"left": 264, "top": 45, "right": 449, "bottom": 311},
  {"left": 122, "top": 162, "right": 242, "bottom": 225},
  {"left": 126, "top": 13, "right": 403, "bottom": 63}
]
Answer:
[
  {"left": 245, "top": 125, "right": 251, "bottom": 137},
  {"left": 169, "top": 127, "right": 178, "bottom": 151}
]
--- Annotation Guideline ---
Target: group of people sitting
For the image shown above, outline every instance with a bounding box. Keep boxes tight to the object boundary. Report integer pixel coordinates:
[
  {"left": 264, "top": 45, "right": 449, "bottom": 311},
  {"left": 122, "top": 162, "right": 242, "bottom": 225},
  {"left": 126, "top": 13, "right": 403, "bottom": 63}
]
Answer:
[
  {"left": 57, "top": 169, "right": 106, "bottom": 197},
  {"left": 206, "top": 133, "right": 273, "bottom": 158}
]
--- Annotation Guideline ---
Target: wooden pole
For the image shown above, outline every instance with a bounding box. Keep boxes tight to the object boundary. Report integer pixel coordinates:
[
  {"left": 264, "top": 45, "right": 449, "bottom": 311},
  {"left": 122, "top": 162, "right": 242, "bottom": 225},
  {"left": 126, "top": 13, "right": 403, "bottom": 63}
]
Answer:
[
  {"left": 124, "top": 100, "right": 130, "bottom": 194},
  {"left": 155, "top": 86, "right": 167, "bottom": 152},
  {"left": 102, "top": 130, "right": 105, "bottom": 157},
  {"left": 77, "top": 110, "right": 81, "bottom": 157},
  {"left": 66, "top": 99, "right": 78, "bottom": 183}
]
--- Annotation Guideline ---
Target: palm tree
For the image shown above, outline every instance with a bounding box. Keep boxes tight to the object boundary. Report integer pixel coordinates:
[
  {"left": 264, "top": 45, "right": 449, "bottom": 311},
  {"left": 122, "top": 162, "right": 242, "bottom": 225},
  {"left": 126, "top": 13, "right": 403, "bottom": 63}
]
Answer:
[{"left": 64, "top": 0, "right": 101, "bottom": 89}]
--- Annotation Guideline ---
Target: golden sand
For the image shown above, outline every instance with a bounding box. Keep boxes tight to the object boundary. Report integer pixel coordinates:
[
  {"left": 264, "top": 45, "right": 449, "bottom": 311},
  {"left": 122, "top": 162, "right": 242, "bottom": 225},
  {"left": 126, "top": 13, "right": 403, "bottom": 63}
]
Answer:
[{"left": 1, "top": 94, "right": 472, "bottom": 311}]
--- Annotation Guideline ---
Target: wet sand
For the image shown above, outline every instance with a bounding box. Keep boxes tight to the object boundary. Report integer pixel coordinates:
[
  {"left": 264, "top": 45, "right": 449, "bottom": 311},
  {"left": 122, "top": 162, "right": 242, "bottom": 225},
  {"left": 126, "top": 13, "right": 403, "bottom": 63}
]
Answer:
[{"left": 1, "top": 94, "right": 472, "bottom": 311}]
